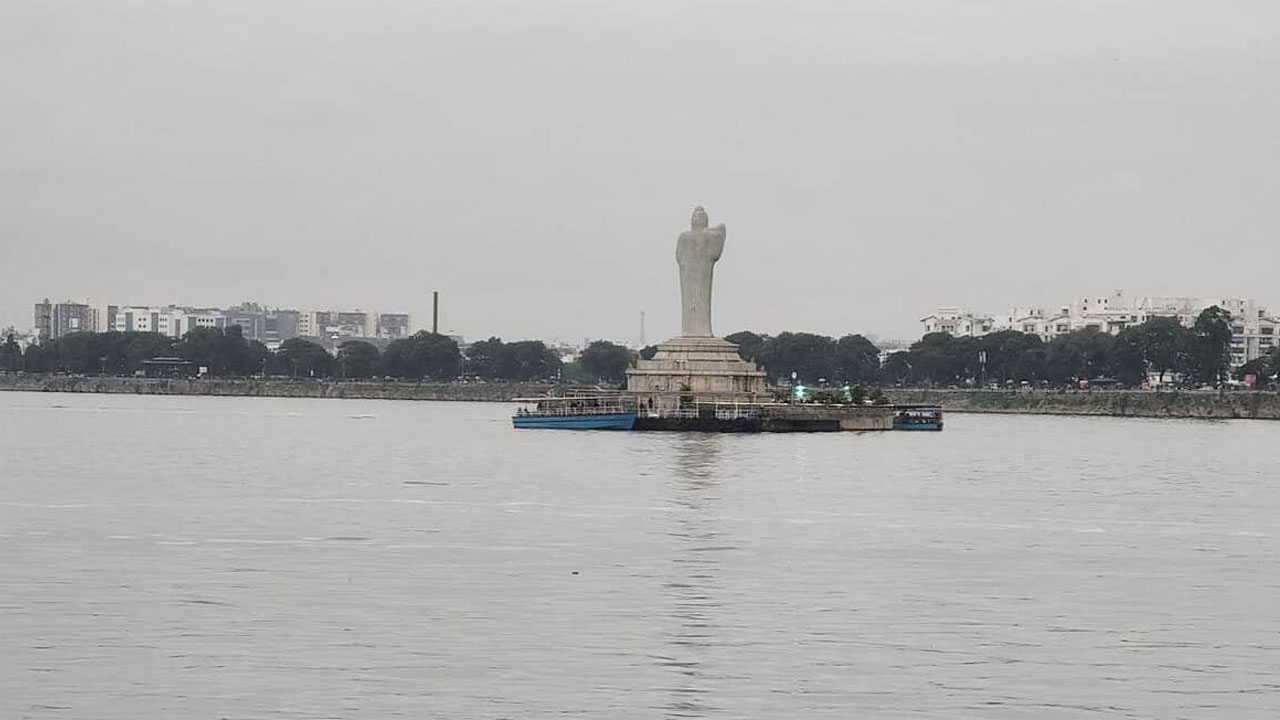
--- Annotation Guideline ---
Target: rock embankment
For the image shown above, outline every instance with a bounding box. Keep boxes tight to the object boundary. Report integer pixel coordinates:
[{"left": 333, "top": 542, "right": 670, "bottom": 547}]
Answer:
[
  {"left": 4, "top": 375, "right": 1279, "bottom": 419},
  {"left": 0, "top": 375, "right": 548, "bottom": 402},
  {"left": 885, "top": 389, "right": 1280, "bottom": 420}
]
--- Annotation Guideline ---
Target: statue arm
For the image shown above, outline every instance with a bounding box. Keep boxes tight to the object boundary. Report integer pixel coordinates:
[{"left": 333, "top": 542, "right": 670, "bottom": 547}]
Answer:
[{"left": 708, "top": 224, "right": 726, "bottom": 261}]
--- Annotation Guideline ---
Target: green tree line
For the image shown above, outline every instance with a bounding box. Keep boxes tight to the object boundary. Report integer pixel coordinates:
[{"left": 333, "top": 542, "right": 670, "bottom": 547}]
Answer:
[
  {"left": 1, "top": 327, "right": 465, "bottom": 380},
  {"left": 719, "top": 306, "right": 1265, "bottom": 389},
  {"left": 4, "top": 306, "right": 1269, "bottom": 388},
  {"left": 1, "top": 328, "right": 639, "bottom": 384}
]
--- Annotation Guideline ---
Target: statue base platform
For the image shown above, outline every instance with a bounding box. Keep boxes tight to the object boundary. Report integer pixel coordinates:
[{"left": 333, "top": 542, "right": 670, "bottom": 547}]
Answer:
[{"left": 626, "top": 336, "right": 768, "bottom": 412}]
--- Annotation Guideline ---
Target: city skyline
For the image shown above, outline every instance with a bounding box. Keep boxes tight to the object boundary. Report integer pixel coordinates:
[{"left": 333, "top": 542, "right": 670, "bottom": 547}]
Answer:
[
  {"left": 11, "top": 285, "right": 1280, "bottom": 354},
  {"left": 4, "top": 1, "right": 1278, "bottom": 345}
]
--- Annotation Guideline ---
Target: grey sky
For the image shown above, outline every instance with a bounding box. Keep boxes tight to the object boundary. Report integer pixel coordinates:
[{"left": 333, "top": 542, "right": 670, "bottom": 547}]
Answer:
[{"left": 3, "top": 0, "right": 1277, "bottom": 345}]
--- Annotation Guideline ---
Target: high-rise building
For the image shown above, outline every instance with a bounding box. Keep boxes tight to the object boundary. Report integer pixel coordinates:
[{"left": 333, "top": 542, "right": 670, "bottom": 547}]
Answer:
[
  {"left": 263, "top": 309, "right": 300, "bottom": 346},
  {"left": 376, "top": 313, "right": 411, "bottom": 339},
  {"left": 225, "top": 303, "right": 268, "bottom": 341},
  {"left": 304, "top": 310, "right": 373, "bottom": 339},
  {"left": 33, "top": 299, "right": 97, "bottom": 341},
  {"left": 33, "top": 301, "right": 50, "bottom": 340}
]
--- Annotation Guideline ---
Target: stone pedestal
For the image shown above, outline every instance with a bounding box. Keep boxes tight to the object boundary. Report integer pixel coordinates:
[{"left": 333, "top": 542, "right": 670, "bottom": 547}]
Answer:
[{"left": 626, "top": 336, "right": 768, "bottom": 413}]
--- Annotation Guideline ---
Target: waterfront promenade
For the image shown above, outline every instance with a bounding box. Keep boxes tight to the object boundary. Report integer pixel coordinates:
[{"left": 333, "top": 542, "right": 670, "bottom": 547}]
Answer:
[{"left": 3, "top": 374, "right": 1279, "bottom": 420}]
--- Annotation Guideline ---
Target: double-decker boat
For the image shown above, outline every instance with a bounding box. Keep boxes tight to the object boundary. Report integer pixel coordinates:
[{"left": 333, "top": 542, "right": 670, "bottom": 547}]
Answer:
[
  {"left": 512, "top": 395, "right": 637, "bottom": 430},
  {"left": 892, "top": 404, "right": 944, "bottom": 431}
]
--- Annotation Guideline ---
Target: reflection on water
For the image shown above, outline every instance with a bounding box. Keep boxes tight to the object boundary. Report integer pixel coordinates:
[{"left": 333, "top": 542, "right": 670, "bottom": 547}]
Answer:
[{"left": 661, "top": 434, "right": 725, "bottom": 718}]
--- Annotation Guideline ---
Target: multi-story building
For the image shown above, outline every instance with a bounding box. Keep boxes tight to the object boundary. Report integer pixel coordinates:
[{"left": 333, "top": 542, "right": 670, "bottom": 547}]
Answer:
[
  {"left": 298, "top": 310, "right": 413, "bottom": 341},
  {"left": 304, "top": 310, "right": 373, "bottom": 339},
  {"left": 225, "top": 303, "right": 268, "bottom": 341},
  {"left": 32, "top": 297, "right": 406, "bottom": 347},
  {"left": 110, "top": 305, "right": 228, "bottom": 338},
  {"left": 376, "top": 313, "right": 411, "bottom": 339},
  {"left": 923, "top": 292, "right": 1278, "bottom": 368},
  {"left": 920, "top": 308, "right": 994, "bottom": 338},
  {"left": 33, "top": 300, "right": 98, "bottom": 341},
  {"left": 263, "top": 309, "right": 300, "bottom": 346}
]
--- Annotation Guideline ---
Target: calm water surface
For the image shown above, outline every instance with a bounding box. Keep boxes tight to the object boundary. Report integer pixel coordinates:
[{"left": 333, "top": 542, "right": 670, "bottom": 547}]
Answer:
[{"left": 2, "top": 391, "right": 1279, "bottom": 719}]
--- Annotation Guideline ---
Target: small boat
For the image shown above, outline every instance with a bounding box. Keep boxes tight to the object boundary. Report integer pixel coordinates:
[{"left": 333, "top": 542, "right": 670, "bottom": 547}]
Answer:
[
  {"left": 512, "top": 395, "right": 637, "bottom": 430},
  {"left": 893, "top": 404, "right": 944, "bottom": 431}
]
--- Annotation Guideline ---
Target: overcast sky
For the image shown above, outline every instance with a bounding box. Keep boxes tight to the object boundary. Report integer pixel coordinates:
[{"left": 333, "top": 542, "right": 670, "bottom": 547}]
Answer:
[{"left": 3, "top": 0, "right": 1277, "bottom": 345}]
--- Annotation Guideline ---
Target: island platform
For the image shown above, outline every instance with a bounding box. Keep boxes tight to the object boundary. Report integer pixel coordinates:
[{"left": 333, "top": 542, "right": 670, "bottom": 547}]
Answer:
[{"left": 513, "top": 394, "right": 919, "bottom": 433}]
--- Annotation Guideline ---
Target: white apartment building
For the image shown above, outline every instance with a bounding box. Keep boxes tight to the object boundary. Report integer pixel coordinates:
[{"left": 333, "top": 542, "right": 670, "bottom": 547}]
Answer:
[
  {"left": 920, "top": 308, "right": 994, "bottom": 337},
  {"left": 922, "top": 292, "right": 1278, "bottom": 367},
  {"left": 110, "top": 306, "right": 229, "bottom": 338}
]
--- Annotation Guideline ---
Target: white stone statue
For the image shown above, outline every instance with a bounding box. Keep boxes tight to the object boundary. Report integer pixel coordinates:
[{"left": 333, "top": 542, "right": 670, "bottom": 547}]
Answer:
[{"left": 676, "top": 206, "right": 726, "bottom": 337}]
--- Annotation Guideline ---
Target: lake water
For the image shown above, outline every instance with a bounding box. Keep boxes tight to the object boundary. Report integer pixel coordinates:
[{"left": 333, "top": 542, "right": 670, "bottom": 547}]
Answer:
[{"left": 2, "top": 391, "right": 1279, "bottom": 719}]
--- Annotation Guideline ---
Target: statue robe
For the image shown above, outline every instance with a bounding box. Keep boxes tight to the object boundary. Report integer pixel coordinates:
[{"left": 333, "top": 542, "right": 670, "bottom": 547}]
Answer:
[{"left": 676, "top": 223, "right": 726, "bottom": 337}]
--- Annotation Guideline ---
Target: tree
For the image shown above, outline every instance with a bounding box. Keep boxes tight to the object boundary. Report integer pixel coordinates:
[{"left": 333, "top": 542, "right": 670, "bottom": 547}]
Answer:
[
  {"left": 100, "top": 331, "right": 178, "bottom": 375},
  {"left": 1139, "top": 317, "right": 1191, "bottom": 383},
  {"left": 246, "top": 340, "right": 271, "bottom": 376},
  {"left": 1235, "top": 356, "right": 1273, "bottom": 387},
  {"left": 1109, "top": 330, "right": 1149, "bottom": 387},
  {"left": 639, "top": 345, "right": 659, "bottom": 360},
  {"left": 846, "top": 385, "right": 867, "bottom": 405},
  {"left": 908, "top": 333, "right": 979, "bottom": 386},
  {"left": 1235, "top": 346, "right": 1279, "bottom": 388},
  {"left": 557, "top": 361, "right": 598, "bottom": 384},
  {"left": 271, "top": 338, "right": 337, "bottom": 378},
  {"left": 380, "top": 332, "right": 462, "bottom": 380},
  {"left": 337, "top": 341, "right": 380, "bottom": 379},
  {"left": 0, "top": 334, "right": 21, "bottom": 371},
  {"left": 493, "top": 340, "right": 561, "bottom": 381},
  {"left": 578, "top": 340, "right": 633, "bottom": 384},
  {"left": 1114, "top": 317, "right": 1192, "bottom": 386},
  {"left": 880, "top": 351, "right": 913, "bottom": 386},
  {"left": 724, "top": 331, "right": 767, "bottom": 362},
  {"left": 833, "top": 334, "right": 880, "bottom": 385},
  {"left": 22, "top": 342, "right": 51, "bottom": 373},
  {"left": 1046, "top": 328, "right": 1115, "bottom": 384},
  {"left": 49, "top": 332, "right": 105, "bottom": 374},
  {"left": 175, "top": 325, "right": 258, "bottom": 376},
  {"left": 978, "top": 330, "right": 1045, "bottom": 385},
  {"left": 756, "top": 332, "right": 838, "bottom": 383},
  {"left": 1190, "top": 306, "right": 1233, "bottom": 386},
  {"left": 464, "top": 337, "right": 505, "bottom": 379}
]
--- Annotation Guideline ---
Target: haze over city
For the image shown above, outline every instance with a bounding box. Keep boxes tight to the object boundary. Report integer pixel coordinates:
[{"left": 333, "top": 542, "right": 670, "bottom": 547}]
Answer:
[{"left": 3, "top": 0, "right": 1277, "bottom": 343}]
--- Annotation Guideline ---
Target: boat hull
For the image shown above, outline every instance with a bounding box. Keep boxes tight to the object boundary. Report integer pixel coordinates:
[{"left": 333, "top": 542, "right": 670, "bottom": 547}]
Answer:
[
  {"left": 894, "top": 421, "right": 943, "bottom": 431},
  {"left": 512, "top": 413, "right": 637, "bottom": 430}
]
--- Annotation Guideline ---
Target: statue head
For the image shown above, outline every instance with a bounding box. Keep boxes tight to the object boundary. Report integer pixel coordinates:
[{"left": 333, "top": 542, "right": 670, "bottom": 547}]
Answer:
[{"left": 691, "top": 206, "right": 709, "bottom": 231}]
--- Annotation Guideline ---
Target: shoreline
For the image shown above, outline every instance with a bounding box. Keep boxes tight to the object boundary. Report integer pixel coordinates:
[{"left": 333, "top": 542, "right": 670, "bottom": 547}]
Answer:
[
  {"left": 2, "top": 375, "right": 1279, "bottom": 420},
  {"left": 889, "top": 388, "right": 1280, "bottom": 420},
  {"left": 0, "top": 374, "right": 552, "bottom": 403}
]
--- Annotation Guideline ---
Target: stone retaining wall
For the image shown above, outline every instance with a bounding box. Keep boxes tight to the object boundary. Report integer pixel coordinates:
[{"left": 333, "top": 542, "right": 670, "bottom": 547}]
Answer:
[
  {"left": 0, "top": 374, "right": 548, "bottom": 402},
  {"left": 885, "top": 389, "right": 1280, "bottom": 420},
  {"left": 5, "top": 375, "right": 1279, "bottom": 420}
]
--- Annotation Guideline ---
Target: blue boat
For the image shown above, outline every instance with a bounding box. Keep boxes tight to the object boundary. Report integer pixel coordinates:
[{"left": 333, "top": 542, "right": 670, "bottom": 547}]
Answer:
[
  {"left": 893, "top": 404, "right": 944, "bottom": 431},
  {"left": 513, "top": 396, "right": 637, "bottom": 431}
]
